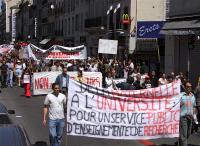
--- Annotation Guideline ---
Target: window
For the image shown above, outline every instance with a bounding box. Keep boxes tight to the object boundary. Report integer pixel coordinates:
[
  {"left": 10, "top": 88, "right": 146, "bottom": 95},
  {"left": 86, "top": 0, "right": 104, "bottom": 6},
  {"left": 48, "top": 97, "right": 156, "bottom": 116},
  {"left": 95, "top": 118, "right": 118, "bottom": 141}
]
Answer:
[
  {"left": 75, "top": 14, "right": 79, "bottom": 31},
  {"left": 72, "top": 17, "right": 75, "bottom": 34},
  {"left": 65, "top": 19, "right": 67, "bottom": 35},
  {"left": 80, "top": 13, "right": 84, "bottom": 31},
  {"left": 62, "top": 20, "right": 63, "bottom": 35},
  {"left": 68, "top": 18, "right": 70, "bottom": 35}
]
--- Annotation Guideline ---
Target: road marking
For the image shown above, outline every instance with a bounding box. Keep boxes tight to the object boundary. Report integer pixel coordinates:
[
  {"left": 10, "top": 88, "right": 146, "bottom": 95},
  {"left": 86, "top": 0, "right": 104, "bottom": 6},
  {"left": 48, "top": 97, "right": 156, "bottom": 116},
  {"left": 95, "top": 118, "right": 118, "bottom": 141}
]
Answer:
[
  {"left": 16, "top": 115, "right": 23, "bottom": 118},
  {"left": 139, "top": 140, "right": 155, "bottom": 146}
]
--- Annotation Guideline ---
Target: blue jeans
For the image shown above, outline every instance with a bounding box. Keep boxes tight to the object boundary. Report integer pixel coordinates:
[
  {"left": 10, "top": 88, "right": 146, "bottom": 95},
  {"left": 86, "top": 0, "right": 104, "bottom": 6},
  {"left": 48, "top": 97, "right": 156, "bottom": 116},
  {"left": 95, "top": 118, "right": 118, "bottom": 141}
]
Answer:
[
  {"left": 49, "top": 119, "right": 65, "bottom": 146},
  {"left": 7, "top": 71, "right": 13, "bottom": 87}
]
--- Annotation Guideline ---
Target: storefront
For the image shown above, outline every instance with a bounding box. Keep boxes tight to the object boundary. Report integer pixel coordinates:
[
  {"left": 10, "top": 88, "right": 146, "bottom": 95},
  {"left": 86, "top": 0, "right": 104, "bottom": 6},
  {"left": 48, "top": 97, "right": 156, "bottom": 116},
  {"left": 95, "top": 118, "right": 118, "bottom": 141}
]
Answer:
[
  {"left": 132, "top": 21, "right": 166, "bottom": 73},
  {"left": 161, "top": 0, "right": 200, "bottom": 85}
]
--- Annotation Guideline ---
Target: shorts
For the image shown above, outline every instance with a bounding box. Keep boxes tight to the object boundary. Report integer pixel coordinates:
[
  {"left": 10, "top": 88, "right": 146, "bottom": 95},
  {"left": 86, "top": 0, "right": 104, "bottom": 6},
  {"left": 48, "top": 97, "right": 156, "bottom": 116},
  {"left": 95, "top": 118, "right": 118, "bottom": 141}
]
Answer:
[{"left": 15, "top": 69, "right": 22, "bottom": 77}]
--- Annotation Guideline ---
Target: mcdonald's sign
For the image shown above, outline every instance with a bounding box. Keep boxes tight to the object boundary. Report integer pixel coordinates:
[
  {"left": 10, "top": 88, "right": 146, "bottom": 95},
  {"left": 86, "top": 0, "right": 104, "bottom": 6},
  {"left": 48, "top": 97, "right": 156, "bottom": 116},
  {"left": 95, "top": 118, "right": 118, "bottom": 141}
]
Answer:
[{"left": 122, "top": 14, "right": 130, "bottom": 24}]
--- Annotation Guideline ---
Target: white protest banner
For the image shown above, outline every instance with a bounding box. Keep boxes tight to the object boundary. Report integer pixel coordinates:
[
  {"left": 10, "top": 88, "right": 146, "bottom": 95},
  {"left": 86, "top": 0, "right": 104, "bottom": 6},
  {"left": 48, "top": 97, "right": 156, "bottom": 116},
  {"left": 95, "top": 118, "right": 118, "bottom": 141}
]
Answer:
[
  {"left": 98, "top": 39, "right": 118, "bottom": 54},
  {"left": 67, "top": 80, "right": 181, "bottom": 140},
  {"left": 33, "top": 71, "right": 102, "bottom": 95},
  {"left": 45, "top": 47, "right": 87, "bottom": 60}
]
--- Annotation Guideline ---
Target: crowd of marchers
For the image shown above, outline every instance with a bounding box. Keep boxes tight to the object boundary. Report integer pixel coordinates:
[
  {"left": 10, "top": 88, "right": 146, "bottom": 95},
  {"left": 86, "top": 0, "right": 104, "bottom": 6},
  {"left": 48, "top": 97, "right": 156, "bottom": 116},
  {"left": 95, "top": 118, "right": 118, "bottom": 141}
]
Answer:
[{"left": 0, "top": 49, "right": 200, "bottom": 146}]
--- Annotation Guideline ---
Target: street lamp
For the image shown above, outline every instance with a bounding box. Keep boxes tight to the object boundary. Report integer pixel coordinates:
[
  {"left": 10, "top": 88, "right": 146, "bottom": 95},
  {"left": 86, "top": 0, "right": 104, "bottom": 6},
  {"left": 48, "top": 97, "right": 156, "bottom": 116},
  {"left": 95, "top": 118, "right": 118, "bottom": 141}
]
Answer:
[
  {"left": 114, "top": 3, "right": 120, "bottom": 13},
  {"left": 50, "top": 4, "right": 55, "bottom": 10},
  {"left": 107, "top": 3, "right": 121, "bottom": 40}
]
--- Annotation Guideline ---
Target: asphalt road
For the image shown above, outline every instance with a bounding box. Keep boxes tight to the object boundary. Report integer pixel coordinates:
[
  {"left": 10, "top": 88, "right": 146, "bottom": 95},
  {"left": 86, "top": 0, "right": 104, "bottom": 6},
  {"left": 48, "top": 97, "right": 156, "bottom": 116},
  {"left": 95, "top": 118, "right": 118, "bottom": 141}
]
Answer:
[{"left": 0, "top": 86, "right": 200, "bottom": 146}]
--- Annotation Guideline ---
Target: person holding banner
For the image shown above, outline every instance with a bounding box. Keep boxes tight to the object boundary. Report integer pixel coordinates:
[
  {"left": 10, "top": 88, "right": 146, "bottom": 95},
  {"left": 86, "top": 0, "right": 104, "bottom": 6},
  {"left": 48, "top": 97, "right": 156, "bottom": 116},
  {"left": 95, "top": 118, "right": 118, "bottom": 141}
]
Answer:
[
  {"left": 55, "top": 67, "right": 69, "bottom": 96},
  {"left": 179, "top": 82, "right": 196, "bottom": 146},
  {"left": 43, "top": 83, "right": 67, "bottom": 146},
  {"left": 75, "top": 69, "right": 84, "bottom": 83},
  {"left": 105, "top": 71, "right": 117, "bottom": 90}
]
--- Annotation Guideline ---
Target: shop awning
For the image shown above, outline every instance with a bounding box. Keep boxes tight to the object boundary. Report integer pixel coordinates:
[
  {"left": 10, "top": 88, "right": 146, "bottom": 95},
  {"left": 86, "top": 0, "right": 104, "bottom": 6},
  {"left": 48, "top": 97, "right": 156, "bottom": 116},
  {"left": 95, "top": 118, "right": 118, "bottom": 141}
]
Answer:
[
  {"left": 160, "top": 19, "right": 200, "bottom": 35},
  {"left": 39, "top": 39, "right": 51, "bottom": 45}
]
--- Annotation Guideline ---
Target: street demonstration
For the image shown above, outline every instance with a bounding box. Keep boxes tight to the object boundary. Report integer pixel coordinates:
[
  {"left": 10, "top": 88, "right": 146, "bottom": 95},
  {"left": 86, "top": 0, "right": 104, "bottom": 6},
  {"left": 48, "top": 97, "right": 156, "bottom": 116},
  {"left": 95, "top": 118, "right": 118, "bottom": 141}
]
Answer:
[{"left": 0, "top": 41, "right": 199, "bottom": 145}]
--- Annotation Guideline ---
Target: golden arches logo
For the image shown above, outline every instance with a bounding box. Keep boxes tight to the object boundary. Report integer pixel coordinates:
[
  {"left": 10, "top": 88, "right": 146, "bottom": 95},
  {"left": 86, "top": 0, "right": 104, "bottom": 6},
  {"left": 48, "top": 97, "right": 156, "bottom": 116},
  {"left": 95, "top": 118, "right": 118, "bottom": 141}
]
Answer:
[{"left": 122, "top": 14, "right": 130, "bottom": 24}]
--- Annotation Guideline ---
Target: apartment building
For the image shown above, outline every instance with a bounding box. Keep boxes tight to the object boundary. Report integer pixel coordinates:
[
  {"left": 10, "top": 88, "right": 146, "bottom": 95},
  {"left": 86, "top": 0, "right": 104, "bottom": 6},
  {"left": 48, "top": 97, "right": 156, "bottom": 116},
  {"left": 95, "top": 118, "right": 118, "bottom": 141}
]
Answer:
[
  {"left": 0, "top": 1, "right": 6, "bottom": 43},
  {"left": 63, "top": 0, "right": 108, "bottom": 56},
  {"left": 5, "top": 0, "right": 22, "bottom": 41}
]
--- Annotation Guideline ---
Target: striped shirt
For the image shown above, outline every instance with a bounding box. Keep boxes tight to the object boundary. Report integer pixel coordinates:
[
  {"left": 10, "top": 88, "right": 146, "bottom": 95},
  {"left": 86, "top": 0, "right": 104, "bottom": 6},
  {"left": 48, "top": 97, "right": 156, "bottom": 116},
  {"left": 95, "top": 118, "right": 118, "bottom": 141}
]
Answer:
[{"left": 180, "top": 92, "right": 196, "bottom": 117}]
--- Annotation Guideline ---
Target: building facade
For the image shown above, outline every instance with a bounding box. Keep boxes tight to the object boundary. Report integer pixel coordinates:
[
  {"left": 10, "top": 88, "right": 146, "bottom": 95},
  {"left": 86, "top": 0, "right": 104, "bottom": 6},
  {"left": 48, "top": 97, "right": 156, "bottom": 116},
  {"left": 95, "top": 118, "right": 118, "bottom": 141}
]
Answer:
[
  {"left": 0, "top": 1, "right": 6, "bottom": 43},
  {"left": 162, "top": 0, "right": 200, "bottom": 85},
  {"left": 62, "top": 0, "right": 108, "bottom": 56},
  {"left": 130, "top": 0, "right": 166, "bottom": 72},
  {"left": 5, "top": 0, "right": 22, "bottom": 41}
]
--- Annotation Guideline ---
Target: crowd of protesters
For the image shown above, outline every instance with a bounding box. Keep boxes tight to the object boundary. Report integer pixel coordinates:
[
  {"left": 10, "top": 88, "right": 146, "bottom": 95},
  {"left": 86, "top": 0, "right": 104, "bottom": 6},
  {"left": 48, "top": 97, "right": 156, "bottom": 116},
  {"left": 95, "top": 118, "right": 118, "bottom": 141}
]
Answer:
[
  {"left": 0, "top": 52, "right": 198, "bottom": 93},
  {"left": 1, "top": 45, "right": 200, "bottom": 146}
]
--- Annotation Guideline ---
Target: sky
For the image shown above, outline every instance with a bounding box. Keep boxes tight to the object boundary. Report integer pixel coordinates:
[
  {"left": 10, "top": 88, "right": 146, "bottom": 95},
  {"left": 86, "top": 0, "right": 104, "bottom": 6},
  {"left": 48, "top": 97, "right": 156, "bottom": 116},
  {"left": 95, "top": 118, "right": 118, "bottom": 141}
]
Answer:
[{"left": 0, "top": 0, "right": 2, "bottom": 12}]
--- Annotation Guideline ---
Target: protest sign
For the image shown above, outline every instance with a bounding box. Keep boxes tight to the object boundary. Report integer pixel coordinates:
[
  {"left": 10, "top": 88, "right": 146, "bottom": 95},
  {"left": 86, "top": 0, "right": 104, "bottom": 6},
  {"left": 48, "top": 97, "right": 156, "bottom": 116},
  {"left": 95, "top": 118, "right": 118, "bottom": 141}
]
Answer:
[
  {"left": 33, "top": 71, "right": 102, "bottom": 95},
  {"left": 67, "top": 79, "right": 181, "bottom": 140},
  {"left": 98, "top": 39, "right": 118, "bottom": 54}
]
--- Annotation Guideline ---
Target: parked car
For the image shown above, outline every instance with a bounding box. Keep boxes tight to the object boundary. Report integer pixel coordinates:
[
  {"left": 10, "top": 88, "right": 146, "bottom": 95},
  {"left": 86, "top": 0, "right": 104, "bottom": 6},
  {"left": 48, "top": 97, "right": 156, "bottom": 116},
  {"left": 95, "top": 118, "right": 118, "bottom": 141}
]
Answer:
[
  {"left": 0, "top": 124, "right": 47, "bottom": 146},
  {"left": 0, "top": 102, "right": 15, "bottom": 124}
]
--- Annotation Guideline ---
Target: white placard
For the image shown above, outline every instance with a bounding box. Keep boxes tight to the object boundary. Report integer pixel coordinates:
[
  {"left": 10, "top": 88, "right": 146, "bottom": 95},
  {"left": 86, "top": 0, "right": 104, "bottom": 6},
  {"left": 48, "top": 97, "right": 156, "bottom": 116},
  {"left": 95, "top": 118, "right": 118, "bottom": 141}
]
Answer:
[
  {"left": 23, "top": 75, "right": 30, "bottom": 83},
  {"left": 98, "top": 39, "right": 118, "bottom": 54}
]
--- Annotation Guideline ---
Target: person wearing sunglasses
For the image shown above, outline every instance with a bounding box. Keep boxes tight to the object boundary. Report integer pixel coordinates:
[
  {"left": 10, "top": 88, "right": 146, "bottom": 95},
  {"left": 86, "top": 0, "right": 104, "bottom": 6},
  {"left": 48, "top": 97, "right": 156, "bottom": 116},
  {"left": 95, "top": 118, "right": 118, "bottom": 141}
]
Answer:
[{"left": 179, "top": 82, "right": 196, "bottom": 146}]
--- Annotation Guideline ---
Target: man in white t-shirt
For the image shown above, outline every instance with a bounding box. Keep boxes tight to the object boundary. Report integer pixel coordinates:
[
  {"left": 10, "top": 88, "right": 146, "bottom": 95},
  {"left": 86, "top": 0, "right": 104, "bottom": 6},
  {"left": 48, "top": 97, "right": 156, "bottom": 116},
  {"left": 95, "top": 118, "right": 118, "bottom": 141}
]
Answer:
[{"left": 43, "top": 83, "right": 67, "bottom": 146}]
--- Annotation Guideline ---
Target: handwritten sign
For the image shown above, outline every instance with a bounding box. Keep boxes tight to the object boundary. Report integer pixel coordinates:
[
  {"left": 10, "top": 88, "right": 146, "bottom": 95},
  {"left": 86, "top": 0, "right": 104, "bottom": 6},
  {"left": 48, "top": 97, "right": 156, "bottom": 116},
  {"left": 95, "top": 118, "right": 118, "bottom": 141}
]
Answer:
[
  {"left": 137, "top": 21, "right": 165, "bottom": 38},
  {"left": 67, "top": 79, "right": 181, "bottom": 139},
  {"left": 33, "top": 71, "right": 102, "bottom": 95}
]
